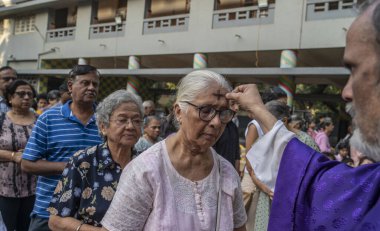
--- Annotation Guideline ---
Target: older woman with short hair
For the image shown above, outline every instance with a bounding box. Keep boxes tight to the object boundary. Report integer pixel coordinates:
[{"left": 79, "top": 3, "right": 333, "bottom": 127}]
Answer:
[
  {"left": 47, "top": 90, "right": 143, "bottom": 231},
  {"left": 135, "top": 115, "right": 163, "bottom": 155},
  {"left": 101, "top": 70, "right": 247, "bottom": 231}
]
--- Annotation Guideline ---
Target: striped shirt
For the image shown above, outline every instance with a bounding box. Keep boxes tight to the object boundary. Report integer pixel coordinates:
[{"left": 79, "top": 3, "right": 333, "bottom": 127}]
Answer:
[{"left": 22, "top": 101, "right": 102, "bottom": 219}]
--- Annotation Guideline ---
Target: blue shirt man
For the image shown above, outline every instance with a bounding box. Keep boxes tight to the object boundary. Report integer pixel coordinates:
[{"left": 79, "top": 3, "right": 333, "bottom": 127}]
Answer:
[{"left": 22, "top": 65, "right": 102, "bottom": 231}]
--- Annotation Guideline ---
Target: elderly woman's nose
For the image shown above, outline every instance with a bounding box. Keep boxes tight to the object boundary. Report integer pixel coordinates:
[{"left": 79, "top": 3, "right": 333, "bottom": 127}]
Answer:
[{"left": 209, "top": 113, "right": 222, "bottom": 125}]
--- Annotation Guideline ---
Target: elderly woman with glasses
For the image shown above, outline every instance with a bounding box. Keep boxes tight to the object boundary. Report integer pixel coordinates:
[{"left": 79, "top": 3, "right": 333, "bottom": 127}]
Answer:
[
  {"left": 47, "top": 90, "right": 143, "bottom": 231},
  {"left": 101, "top": 70, "right": 247, "bottom": 231},
  {"left": 0, "top": 80, "right": 37, "bottom": 231}
]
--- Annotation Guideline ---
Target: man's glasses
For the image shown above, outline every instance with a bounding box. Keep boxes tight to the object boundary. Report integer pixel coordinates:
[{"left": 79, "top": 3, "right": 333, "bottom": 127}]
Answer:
[
  {"left": 1, "top": 76, "right": 16, "bottom": 82},
  {"left": 110, "top": 118, "right": 142, "bottom": 127},
  {"left": 181, "top": 101, "right": 235, "bottom": 124},
  {"left": 14, "top": 91, "right": 34, "bottom": 98}
]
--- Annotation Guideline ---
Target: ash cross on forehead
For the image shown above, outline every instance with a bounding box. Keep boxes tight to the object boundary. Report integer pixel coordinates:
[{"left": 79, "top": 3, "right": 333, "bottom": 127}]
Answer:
[{"left": 212, "top": 90, "right": 225, "bottom": 100}]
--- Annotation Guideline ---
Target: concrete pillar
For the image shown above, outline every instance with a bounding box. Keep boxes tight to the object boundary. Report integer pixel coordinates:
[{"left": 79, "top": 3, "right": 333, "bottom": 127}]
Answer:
[
  {"left": 193, "top": 53, "right": 207, "bottom": 69},
  {"left": 127, "top": 56, "right": 141, "bottom": 95},
  {"left": 278, "top": 50, "right": 297, "bottom": 107}
]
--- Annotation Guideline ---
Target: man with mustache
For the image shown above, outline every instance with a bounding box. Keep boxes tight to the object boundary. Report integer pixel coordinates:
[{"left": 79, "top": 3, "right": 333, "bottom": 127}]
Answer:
[
  {"left": 227, "top": 1, "right": 380, "bottom": 230},
  {"left": 21, "top": 65, "right": 102, "bottom": 231}
]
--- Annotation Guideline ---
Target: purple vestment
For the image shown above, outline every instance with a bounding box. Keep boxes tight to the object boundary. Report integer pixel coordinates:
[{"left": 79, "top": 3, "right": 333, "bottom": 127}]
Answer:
[{"left": 269, "top": 138, "right": 380, "bottom": 230}]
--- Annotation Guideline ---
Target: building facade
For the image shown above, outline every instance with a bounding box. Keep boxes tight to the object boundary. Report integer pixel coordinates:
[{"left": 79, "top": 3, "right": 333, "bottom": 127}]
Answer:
[{"left": 0, "top": 0, "right": 357, "bottom": 99}]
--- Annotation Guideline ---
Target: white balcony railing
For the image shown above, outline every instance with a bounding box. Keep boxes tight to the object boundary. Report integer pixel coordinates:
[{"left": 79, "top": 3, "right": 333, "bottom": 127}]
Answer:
[
  {"left": 89, "top": 21, "right": 126, "bottom": 39},
  {"left": 212, "top": 4, "right": 275, "bottom": 29},
  {"left": 46, "top": 27, "right": 76, "bottom": 42},
  {"left": 143, "top": 14, "right": 189, "bottom": 34},
  {"left": 306, "top": 0, "right": 360, "bottom": 21}
]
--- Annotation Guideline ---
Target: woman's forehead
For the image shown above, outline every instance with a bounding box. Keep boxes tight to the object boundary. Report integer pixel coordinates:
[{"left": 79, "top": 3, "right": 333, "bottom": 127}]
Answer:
[
  {"left": 17, "top": 85, "right": 32, "bottom": 90},
  {"left": 193, "top": 87, "right": 229, "bottom": 105}
]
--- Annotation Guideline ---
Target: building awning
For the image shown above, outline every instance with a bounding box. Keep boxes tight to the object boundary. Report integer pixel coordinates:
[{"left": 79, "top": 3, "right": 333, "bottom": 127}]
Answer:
[{"left": 17, "top": 67, "right": 350, "bottom": 86}]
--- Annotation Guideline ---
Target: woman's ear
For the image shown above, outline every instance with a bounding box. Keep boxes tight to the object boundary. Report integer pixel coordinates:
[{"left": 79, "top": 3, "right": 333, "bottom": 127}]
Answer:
[
  {"left": 174, "top": 103, "right": 182, "bottom": 124},
  {"left": 99, "top": 123, "right": 107, "bottom": 137}
]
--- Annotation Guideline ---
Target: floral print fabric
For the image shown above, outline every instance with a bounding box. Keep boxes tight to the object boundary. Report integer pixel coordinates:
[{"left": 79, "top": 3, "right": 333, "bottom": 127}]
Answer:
[{"left": 48, "top": 142, "right": 122, "bottom": 227}]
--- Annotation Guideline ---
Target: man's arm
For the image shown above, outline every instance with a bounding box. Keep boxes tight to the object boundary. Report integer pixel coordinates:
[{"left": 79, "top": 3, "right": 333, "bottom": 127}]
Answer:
[
  {"left": 21, "top": 113, "right": 66, "bottom": 175},
  {"left": 227, "top": 85, "right": 294, "bottom": 191},
  {"left": 21, "top": 159, "right": 66, "bottom": 175}
]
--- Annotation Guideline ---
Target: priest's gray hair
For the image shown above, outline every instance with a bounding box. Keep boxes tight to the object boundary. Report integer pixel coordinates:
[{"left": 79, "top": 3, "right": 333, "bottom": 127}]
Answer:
[{"left": 357, "top": 0, "right": 380, "bottom": 44}]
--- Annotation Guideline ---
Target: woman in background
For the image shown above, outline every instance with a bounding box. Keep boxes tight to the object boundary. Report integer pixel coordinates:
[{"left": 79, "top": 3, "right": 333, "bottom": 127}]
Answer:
[
  {"left": 0, "top": 80, "right": 37, "bottom": 231},
  {"left": 135, "top": 115, "right": 162, "bottom": 155}
]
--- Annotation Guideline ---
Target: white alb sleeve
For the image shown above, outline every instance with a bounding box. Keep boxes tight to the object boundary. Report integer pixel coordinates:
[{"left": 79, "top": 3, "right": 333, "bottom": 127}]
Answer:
[{"left": 245, "top": 120, "right": 295, "bottom": 191}]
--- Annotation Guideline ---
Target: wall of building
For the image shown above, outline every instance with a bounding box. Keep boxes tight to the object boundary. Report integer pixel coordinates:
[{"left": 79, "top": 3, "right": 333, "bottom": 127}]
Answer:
[{"left": 0, "top": 0, "right": 356, "bottom": 67}]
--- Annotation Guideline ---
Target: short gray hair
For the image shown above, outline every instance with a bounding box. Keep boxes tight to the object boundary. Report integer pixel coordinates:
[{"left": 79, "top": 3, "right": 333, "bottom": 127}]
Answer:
[
  {"left": 175, "top": 70, "right": 232, "bottom": 110},
  {"left": 143, "top": 100, "right": 155, "bottom": 108},
  {"left": 143, "top": 115, "right": 160, "bottom": 128},
  {"left": 96, "top": 90, "right": 143, "bottom": 128},
  {"left": 265, "top": 100, "right": 290, "bottom": 120}
]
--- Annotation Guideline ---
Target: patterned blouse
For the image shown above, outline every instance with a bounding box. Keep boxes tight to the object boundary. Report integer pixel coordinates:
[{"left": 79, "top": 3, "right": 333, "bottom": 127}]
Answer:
[
  {"left": 0, "top": 113, "right": 36, "bottom": 197},
  {"left": 134, "top": 136, "right": 163, "bottom": 156},
  {"left": 296, "top": 131, "right": 321, "bottom": 152},
  {"left": 48, "top": 142, "right": 125, "bottom": 227}
]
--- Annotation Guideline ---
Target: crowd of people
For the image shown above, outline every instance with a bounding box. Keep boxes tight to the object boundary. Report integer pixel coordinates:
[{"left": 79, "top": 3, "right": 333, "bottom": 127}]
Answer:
[{"left": 0, "top": 0, "right": 378, "bottom": 230}]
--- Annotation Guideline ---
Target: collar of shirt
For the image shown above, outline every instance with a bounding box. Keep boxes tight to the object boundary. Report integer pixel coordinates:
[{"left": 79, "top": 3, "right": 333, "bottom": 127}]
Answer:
[
  {"left": 60, "top": 100, "right": 97, "bottom": 125},
  {"left": 96, "top": 142, "right": 120, "bottom": 171}
]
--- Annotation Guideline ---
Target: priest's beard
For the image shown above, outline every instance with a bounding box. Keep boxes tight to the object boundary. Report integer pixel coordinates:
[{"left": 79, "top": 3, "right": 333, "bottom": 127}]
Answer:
[
  {"left": 346, "top": 102, "right": 380, "bottom": 162},
  {"left": 350, "top": 128, "right": 380, "bottom": 162}
]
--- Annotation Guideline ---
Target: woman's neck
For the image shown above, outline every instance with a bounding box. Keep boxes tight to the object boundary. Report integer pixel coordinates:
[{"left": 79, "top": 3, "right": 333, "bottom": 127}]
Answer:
[
  {"left": 166, "top": 133, "right": 214, "bottom": 181},
  {"left": 7, "top": 108, "right": 35, "bottom": 125},
  {"left": 108, "top": 141, "right": 132, "bottom": 169},
  {"left": 143, "top": 134, "right": 156, "bottom": 144},
  {"left": 11, "top": 107, "right": 30, "bottom": 116}
]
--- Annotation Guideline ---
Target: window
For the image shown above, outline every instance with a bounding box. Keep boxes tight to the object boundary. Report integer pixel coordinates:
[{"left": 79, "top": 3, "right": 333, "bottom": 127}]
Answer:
[
  {"left": 328, "top": 1, "right": 339, "bottom": 11},
  {"left": 314, "top": 3, "right": 326, "bottom": 12},
  {"left": 342, "top": 0, "right": 354, "bottom": 9},
  {"left": 14, "top": 15, "right": 35, "bottom": 34}
]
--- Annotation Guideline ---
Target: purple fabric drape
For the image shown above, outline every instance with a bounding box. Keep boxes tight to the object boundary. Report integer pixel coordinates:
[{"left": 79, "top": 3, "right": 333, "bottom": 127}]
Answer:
[{"left": 269, "top": 138, "right": 380, "bottom": 230}]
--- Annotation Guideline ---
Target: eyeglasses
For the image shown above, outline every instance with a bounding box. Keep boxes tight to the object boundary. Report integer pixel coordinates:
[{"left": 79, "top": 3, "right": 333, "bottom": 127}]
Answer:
[
  {"left": 110, "top": 118, "right": 142, "bottom": 127},
  {"left": 1, "top": 76, "right": 16, "bottom": 82},
  {"left": 14, "top": 91, "right": 34, "bottom": 98},
  {"left": 181, "top": 101, "right": 235, "bottom": 124}
]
